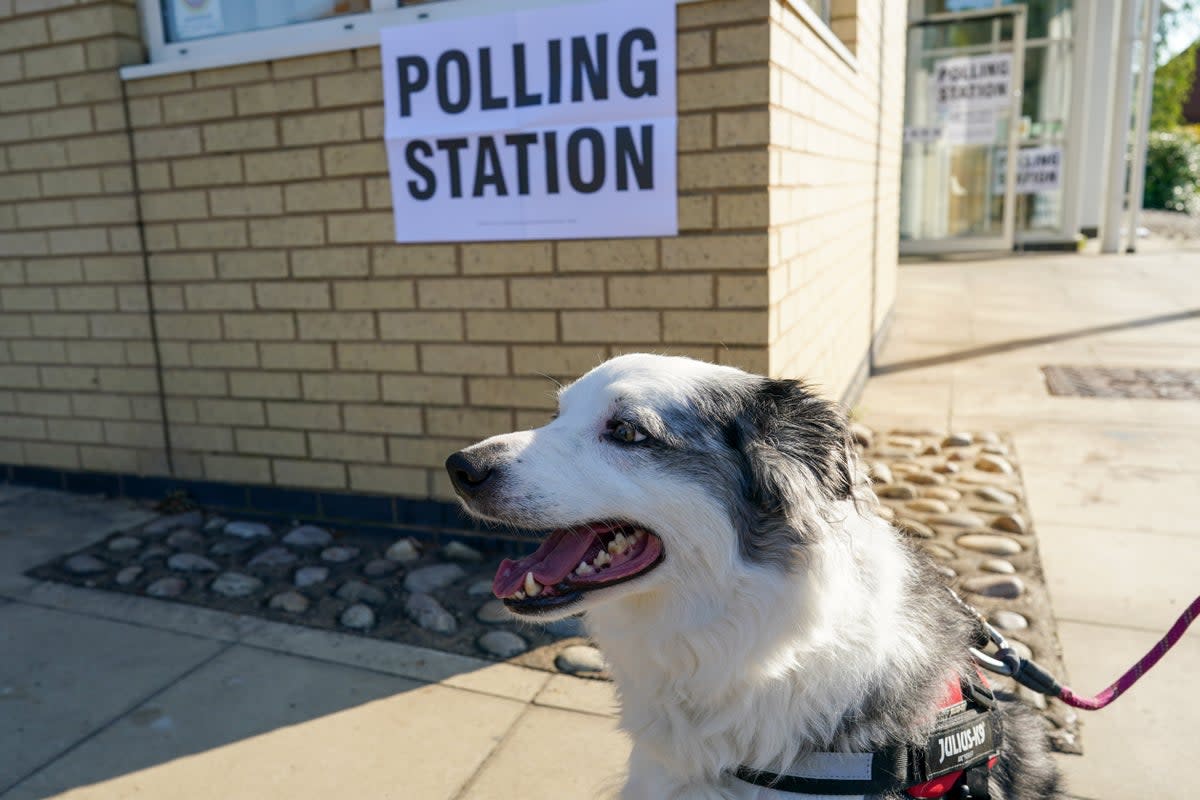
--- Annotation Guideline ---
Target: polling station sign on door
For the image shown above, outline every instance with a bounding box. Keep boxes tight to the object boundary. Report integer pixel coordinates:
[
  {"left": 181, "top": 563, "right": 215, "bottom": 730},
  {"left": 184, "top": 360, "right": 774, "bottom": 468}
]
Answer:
[{"left": 380, "top": 0, "right": 677, "bottom": 243}]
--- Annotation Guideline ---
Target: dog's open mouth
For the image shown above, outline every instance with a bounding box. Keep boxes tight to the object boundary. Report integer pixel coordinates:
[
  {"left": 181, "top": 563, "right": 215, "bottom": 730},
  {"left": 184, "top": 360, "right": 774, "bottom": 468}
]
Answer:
[{"left": 492, "top": 521, "right": 664, "bottom": 613}]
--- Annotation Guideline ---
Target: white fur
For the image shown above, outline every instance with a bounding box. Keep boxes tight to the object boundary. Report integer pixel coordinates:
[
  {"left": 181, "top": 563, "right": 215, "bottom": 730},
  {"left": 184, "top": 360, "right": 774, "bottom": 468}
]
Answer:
[{"left": 459, "top": 355, "right": 935, "bottom": 799}]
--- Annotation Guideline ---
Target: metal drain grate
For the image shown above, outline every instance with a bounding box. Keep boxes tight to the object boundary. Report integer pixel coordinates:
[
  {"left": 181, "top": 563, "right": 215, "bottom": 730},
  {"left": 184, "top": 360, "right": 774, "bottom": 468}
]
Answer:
[{"left": 1042, "top": 366, "right": 1200, "bottom": 400}]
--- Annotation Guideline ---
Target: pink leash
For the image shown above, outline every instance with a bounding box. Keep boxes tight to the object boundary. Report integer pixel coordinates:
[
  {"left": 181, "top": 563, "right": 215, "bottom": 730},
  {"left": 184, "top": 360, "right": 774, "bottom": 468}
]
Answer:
[
  {"left": 958, "top": 589, "right": 1200, "bottom": 710},
  {"left": 1056, "top": 594, "right": 1200, "bottom": 710}
]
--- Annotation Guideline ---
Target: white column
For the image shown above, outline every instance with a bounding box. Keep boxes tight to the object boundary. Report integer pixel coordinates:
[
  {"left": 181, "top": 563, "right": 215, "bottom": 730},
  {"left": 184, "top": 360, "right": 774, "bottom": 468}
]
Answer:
[
  {"left": 1101, "top": 0, "right": 1142, "bottom": 253},
  {"left": 1125, "top": 0, "right": 1162, "bottom": 253}
]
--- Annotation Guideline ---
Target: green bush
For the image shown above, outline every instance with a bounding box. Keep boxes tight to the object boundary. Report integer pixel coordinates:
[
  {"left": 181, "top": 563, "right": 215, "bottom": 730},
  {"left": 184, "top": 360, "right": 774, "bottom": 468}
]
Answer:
[{"left": 1143, "top": 130, "right": 1200, "bottom": 215}]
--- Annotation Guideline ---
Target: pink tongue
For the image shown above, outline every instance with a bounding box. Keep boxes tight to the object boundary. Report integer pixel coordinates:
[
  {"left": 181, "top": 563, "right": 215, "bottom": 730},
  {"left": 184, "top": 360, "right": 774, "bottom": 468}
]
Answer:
[{"left": 492, "top": 526, "right": 599, "bottom": 598}]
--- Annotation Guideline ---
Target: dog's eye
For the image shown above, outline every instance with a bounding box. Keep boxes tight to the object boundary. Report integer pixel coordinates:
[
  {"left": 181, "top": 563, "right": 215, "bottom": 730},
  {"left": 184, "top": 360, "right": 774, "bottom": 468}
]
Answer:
[{"left": 608, "top": 420, "right": 647, "bottom": 444}]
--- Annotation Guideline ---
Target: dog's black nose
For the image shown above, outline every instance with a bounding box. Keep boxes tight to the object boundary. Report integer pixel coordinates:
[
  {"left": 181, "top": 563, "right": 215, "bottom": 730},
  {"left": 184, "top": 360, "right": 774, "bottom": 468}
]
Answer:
[{"left": 445, "top": 450, "right": 494, "bottom": 497}]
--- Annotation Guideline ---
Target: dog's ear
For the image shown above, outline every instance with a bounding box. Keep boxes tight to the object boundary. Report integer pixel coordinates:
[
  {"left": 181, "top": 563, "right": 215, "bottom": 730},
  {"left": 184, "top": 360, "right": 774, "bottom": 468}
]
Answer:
[{"left": 730, "top": 378, "right": 855, "bottom": 512}]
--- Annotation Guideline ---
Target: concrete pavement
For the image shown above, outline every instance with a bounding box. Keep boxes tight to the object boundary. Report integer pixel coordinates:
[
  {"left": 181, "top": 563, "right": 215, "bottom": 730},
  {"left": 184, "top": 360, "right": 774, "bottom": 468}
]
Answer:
[{"left": 2, "top": 246, "right": 1198, "bottom": 798}]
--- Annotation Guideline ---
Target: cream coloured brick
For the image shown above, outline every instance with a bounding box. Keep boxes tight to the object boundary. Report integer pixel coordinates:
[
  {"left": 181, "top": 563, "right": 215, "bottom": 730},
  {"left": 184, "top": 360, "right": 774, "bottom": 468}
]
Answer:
[
  {"left": 30, "top": 107, "right": 92, "bottom": 138},
  {"left": 24, "top": 442, "right": 79, "bottom": 469},
  {"left": 348, "top": 464, "right": 426, "bottom": 496},
  {"left": 209, "top": 185, "right": 283, "bottom": 217},
  {"left": 272, "top": 51, "right": 354, "bottom": 80},
  {"left": 281, "top": 110, "right": 361, "bottom": 146},
  {"left": 663, "top": 310, "right": 766, "bottom": 344},
  {"left": 12, "top": 340, "right": 66, "bottom": 364},
  {"left": 0, "top": 113, "right": 31, "bottom": 144},
  {"left": 162, "top": 369, "right": 227, "bottom": 396},
  {"left": 236, "top": 428, "right": 306, "bottom": 457},
  {"left": 387, "top": 436, "right": 473, "bottom": 468},
  {"left": 32, "top": 314, "right": 86, "bottom": 338},
  {"left": 260, "top": 342, "right": 333, "bottom": 370},
  {"left": 333, "top": 280, "right": 414, "bottom": 310},
  {"left": 137, "top": 166, "right": 171, "bottom": 193},
  {"left": 678, "top": 112, "right": 714, "bottom": 152},
  {"left": 229, "top": 371, "right": 299, "bottom": 399},
  {"left": 196, "top": 398, "right": 265, "bottom": 426},
  {"left": 426, "top": 407, "right": 512, "bottom": 438},
  {"left": 680, "top": 151, "right": 769, "bottom": 190},
  {"left": 244, "top": 148, "right": 321, "bottom": 183},
  {"left": 273, "top": 458, "right": 348, "bottom": 489},
  {"left": 249, "top": 216, "right": 325, "bottom": 247},
  {"left": 100, "top": 166, "right": 134, "bottom": 194},
  {"left": 0, "top": 232, "right": 48, "bottom": 257},
  {"left": 97, "top": 367, "right": 157, "bottom": 395},
  {"left": 662, "top": 233, "right": 769, "bottom": 271},
  {"left": 48, "top": 228, "right": 106, "bottom": 255},
  {"left": 555, "top": 239, "right": 655, "bottom": 272},
  {"left": 717, "top": 274, "right": 768, "bottom": 307},
  {"left": 171, "top": 423, "right": 232, "bottom": 451},
  {"left": 717, "top": 110, "right": 771, "bottom": 147},
  {"left": 163, "top": 88, "right": 234, "bottom": 123},
  {"left": 718, "top": 192, "right": 769, "bottom": 228},
  {"left": 678, "top": 29, "right": 712, "bottom": 69},
  {"left": 510, "top": 277, "right": 604, "bottom": 309},
  {"left": 285, "top": 179, "right": 362, "bottom": 212},
  {"left": 155, "top": 313, "right": 220, "bottom": 341},
  {"left": 717, "top": 22, "right": 769, "bottom": 64},
  {"left": 678, "top": 0, "right": 768, "bottom": 27},
  {"left": 203, "top": 119, "right": 278, "bottom": 151},
  {"left": 0, "top": 80, "right": 56, "bottom": 112},
  {"left": 468, "top": 377, "right": 557, "bottom": 409},
  {"left": 148, "top": 253, "right": 215, "bottom": 281},
  {"left": 18, "top": 392, "right": 72, "bottom": 417},
  {"left": 417, "top": 278, "right": 505, "bottom": 310},
  {"left": 56, "top": 286, "right": 116, "bottom": 311},
  {"left": 235, "top": 78, "right": 314, "bottom": 115},
  {"left": 323, "top": 142, "right": 387, "bottom": 176},
  {"left": 609, "top": 275, "right": 714, "bottom": 308},
  {"left": 16, "top": 200, "right": 74, "bottom": 228},
  {"left": 511, "top": 345, "right": 603, "bottom": 376},
  {"left": 177, "top": 220, "right": 248, "bottom": 249},
  {"left": 465, "top": 311, "right": 556, "bottom": 342},
  {"left": 185, "top": 283, "right": 255, "bottom": 311},
  {"left": 297, "top": 311, "right": 374, "bottom": 340},
  {"left": 461, "top": 242, "right": 552, "bottom": 275},
  {"left": 361, "top": 106, "right": 383, "bottom": 138},
  {"left": 342, "top": 404, "right": 422, "bottom": 435},
  {"left": 84, "top": 256, "right": 142, "bottom": 284},
  {"left": 266, "top": 401, "right": 340, "bottom": 431},
  {"left": 301, "top": 372, "right": 378, "bottom": 402},
  {"left": 224, "top": 312, "right": 295, "bottom": 340},
  {"left": 47, "top": 418, "right": 104, "bottom": 444},
  {"left": 203, "top": 453, "right": 271, "bottom": 484},
  {"left": 382, "top": 375, "right": 464, "bottom": 405},
  {"left": 48, "top": 6, "right": 116, "bottom": 41},
  {"left": 420, "top": 344, "right": 508, "bottom": 376},
  {"left": 194, "top": 63, "right": 270, "bottom": 88},
  {"left": 2, "top": 287, "right": 55, "bottom": 311},
  {"left": 373, "top": 245, "right": 457, "bottom": 276},
  {"left": 91, "top": 312, "right": 152, "bottom": 339},
  {"left": 0, "top": 414, "right": 46, "bottom": 439},
  {"left": 0, "top": 174, "right": 42, "bottom": 201},
  {"left": 0, "top": 16, "right": 49, "bottom": 52},
  {"left": 126, "top": 96, "right": 161, "bottom": 126},
  {"left": 190, "top": 342, "right": 257, "bottom": 368},
  {"left": 716, "top": 346, "right": 769, "bottom": 374},
  {"left": 292, "top": 247, "right": 368, "bottom": 278},
  {"left": 561, "top": 311, "right": 659, "bottom": 343},
  {"left": 309, "top": 431, "right": 385, "bottom": 462},
  {"left": 0, "top": 365, "right": 40, "bottom": 389},
  {"left": 327, "top": 212, "right": 393, "bottom": 243},
  {"left": 255, "top": 281, "right": 330, "bottom": 310},
  {"left": 102, "top": 420, "right": 164, "bottom": 449},
  {"left": 336, "top": 342, "right": 417, "bottom": 372},
  {"left": 217, "top": 250, "right": 288, "bottom": 280},
  {"left": 24, "top": 42, "right": 85, "bottom": 78},
  {"left": 679, "top": 65, "right": 769, "bottom": 112},
  {"left": 172, "top": 154, "right": 243, "bottom": 187},
  {"left": 365, "top": 177, "right": 391, "bottom": 209},
  {"left": 7, "top": 140, "right": 67, "bottom": 170},
  {"left": 27, "top": 258, "right": 83, "bottom": 283},
  {"left": 74, "top": 196, "right": 137, "bottom": 225},
  {"left": 316, "top": 71, "right": 382, "bottom": 107},
  {"left": 132, "top": 127, "right": 202, "bottom": 159}
]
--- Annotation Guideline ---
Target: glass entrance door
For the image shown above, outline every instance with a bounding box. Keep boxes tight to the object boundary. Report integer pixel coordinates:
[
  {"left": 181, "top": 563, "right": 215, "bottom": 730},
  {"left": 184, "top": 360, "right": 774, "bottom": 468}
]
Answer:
[{"left": 900, "top": 7, "right": 1026, "bottom": 254}]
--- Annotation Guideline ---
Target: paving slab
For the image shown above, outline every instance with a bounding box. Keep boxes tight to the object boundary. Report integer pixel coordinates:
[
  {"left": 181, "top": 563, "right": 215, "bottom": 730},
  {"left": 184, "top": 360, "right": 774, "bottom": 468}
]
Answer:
[
  {"left": 1053, "top": 621, "right": 1200, "bottom": 800},
  {"left": 1036, "top": 524, "right": 1200, "bottom": 631},
  {"left": 5, "top": 644, "right": 525, "bottom": 800},
  {"left": 534, "top": 673, "right": 620, "bottom": 717},
  {"left": 0, "top": 603, "right": 224, "bottom": 794},
  {"left": 457, "top": 705, "right": 630, "bottom": 800}
]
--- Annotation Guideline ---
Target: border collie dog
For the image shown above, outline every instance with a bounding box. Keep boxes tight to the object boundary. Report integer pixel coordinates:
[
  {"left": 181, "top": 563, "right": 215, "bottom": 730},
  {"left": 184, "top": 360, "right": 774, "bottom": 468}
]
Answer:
[{"left": 446, "top": 354, "right": 1061, "bottom": 800}]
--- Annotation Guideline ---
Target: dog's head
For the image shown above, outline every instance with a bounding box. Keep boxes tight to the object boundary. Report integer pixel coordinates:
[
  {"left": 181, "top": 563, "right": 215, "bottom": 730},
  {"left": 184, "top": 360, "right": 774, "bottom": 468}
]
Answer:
[{"left": 445, "top": 354, "right": 857, "bottom": 620}]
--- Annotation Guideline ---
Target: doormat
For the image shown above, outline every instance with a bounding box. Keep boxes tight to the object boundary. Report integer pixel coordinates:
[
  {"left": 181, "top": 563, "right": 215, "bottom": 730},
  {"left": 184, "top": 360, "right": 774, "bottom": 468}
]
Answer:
[
  {"left": 1042, "top": 365, "right": 1200, "bottom": 400},
  {"left": 27, "top": 425, "right": 1080, "bottom": 754}
]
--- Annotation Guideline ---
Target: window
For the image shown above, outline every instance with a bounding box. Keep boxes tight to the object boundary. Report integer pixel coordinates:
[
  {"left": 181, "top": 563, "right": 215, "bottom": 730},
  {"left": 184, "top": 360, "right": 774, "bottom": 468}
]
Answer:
[{"left": 160, "top": 1, "right": 372, "bottom": 44}]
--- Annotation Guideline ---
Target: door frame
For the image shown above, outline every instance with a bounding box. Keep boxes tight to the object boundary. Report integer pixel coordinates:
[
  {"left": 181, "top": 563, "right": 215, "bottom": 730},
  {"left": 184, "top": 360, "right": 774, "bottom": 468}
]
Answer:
[{"left": 899, "top": 5, "right": 1027, "bottom": 256}]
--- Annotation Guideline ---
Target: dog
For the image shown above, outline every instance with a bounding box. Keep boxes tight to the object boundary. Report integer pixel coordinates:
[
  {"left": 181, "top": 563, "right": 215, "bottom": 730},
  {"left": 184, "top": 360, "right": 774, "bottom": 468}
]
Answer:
[{"left": 446, "top": 353, "right": 1062, "bottom": 799}]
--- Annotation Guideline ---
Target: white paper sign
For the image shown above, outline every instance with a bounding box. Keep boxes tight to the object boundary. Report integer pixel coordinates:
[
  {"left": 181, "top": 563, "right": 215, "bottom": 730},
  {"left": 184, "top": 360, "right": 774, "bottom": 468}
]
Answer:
[
  {"left": 380, "top": 0, "right": 677, "bottom": 243},
  {"left": 904, "top": 125, "right": 943, "bottom": 144},
  {"left": 932, "top": 53, "right": 1013, "bottom": 113},
  {"left": 172, "top": 0, "right": 224, "bottom": 40},
  {"left": 994, "top": 146, "right": 1063, "bottom": 195}
]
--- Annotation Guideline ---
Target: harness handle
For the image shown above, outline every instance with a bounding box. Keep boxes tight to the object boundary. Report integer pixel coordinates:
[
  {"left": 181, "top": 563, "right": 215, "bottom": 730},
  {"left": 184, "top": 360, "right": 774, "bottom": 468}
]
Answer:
[{"left": 953, "top": 589, "right": 1200, "bottom": 711}]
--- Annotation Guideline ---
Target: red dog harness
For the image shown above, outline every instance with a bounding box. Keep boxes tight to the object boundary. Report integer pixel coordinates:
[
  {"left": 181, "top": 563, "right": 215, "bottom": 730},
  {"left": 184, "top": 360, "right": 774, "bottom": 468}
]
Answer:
[{"left": 732, "top": 672, "right": 1001, "bottom": 799}]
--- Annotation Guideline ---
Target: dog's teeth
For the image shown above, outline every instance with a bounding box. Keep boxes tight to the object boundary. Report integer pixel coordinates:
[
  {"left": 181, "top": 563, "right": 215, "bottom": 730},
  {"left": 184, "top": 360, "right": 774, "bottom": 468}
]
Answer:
[
  {"left": 576, "top": 561, "right": 594, "bottom": 576},
  {"left": 593, "top": 551, "right": 610, "bottom": 568},
  {"left": 524, "top": 572, "right": 542, "bottom": 597},
  {"left": 634, "top": 529, "right": 646, "bottom": 540},
  {"left": 514, "top": 590, "right": 526, "bottom": 600},
  {"left": 608, "top": 533, "right": 626, "bottom": 554}
]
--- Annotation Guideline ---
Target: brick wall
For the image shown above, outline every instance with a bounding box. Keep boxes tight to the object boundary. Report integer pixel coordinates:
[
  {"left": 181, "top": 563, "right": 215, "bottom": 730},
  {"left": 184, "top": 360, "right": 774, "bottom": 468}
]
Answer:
[
  {"left": 0, "top": 1, "right": 164, "bottom": 476},
  {"left": 1, "top": 0, "right": 900, "bottom": 507},
  {"left": 767, "top": 0, "right": 902, "bottom": 397}
]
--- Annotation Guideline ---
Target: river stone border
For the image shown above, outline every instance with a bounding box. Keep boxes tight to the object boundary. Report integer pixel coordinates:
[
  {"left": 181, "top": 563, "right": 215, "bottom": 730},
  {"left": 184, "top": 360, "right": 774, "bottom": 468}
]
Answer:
[{"left": 27, "top": 425, "right": 1079, "bottom": 754}]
